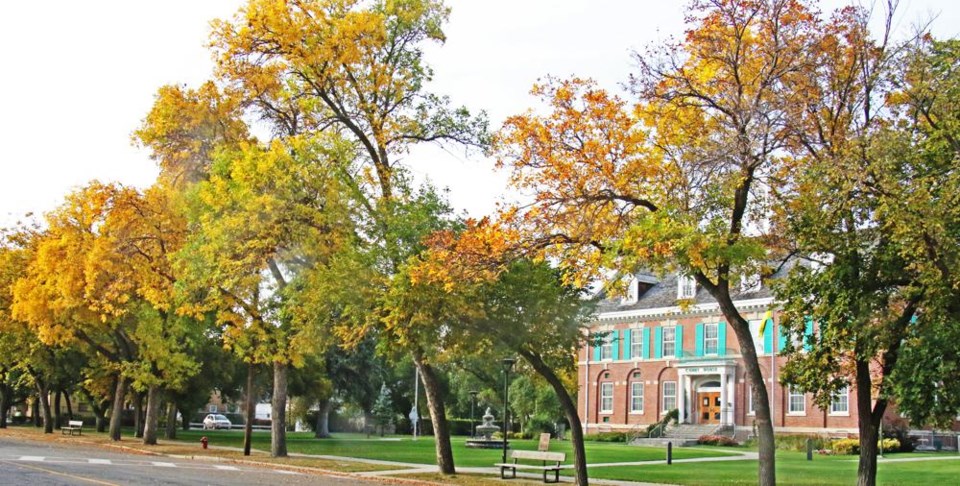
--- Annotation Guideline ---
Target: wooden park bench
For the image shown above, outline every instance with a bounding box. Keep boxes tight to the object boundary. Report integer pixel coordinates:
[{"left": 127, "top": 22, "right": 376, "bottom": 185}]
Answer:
[
  {"left": 495, "top": 450, "right": 566, "bottom": 483},
  {"left": 61, "top": 420, "right": 84, "bottom": 436}
]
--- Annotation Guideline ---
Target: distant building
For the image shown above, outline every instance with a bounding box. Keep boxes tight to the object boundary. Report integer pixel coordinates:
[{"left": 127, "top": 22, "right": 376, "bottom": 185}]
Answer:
[{"left": 579, "top": 271, "right": 873, "bottom": 436}]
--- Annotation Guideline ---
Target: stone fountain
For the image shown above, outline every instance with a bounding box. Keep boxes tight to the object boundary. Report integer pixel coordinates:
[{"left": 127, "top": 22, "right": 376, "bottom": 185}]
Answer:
[{"left": 465, "top": 407, "right": 505, "bottom": 449}]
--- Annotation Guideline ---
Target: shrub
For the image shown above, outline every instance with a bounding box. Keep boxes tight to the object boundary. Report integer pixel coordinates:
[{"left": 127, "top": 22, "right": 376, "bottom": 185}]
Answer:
[
  {"left": 879, "top": 438, "right": 900, "bottom": 452},
  {"left": 832, "top": 438, "right": 860, "bottom": 455},
  {"left": 776, "top": 434, "right": 828, "bottom": 452},
  {"left": 583, "top": 432, "right": 627, "bottom": 442},
  {"left": 882, "top": 420, "right": 916, "bottom": 452},
  {"left": 697, "top": 435, "right": 739, "bottom": 446},
  {"left": 524, "top": 415, "right": 556, "bottom": 436}
]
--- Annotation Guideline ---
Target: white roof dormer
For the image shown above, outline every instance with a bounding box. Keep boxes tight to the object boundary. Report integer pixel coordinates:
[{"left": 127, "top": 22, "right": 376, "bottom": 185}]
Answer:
[
  {"left": 621, "top": 277, "right": 639, "bottom": 305},
  {"left": 677, "top": 274, "right": 696, "bottom": 299}
]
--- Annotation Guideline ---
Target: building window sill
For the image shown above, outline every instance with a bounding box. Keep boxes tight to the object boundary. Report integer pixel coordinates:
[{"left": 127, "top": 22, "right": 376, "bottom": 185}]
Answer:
[
  {"left": 747, "top": 412, "right": 755, "bottom": 416},
  {"left": 786, "top": 412, "right": 806, "bottom": 416},
  {"left": 599, "top": 410, "right": 613, "bottom": 415},
  {"left": 629, "top": 411, "right": 644, "bottom": 415},
  {"left": 828, "top": 412, "right": 850, "bottom": 417}
]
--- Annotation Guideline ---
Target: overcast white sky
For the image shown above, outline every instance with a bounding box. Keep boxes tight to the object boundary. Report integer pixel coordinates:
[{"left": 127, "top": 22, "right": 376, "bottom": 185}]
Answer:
[{"left": 1, "top": 0, "right": 957, "bottom": 227}]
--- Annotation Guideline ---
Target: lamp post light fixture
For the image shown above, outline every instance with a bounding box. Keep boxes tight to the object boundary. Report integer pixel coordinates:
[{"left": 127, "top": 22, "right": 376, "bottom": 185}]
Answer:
[
  {"left": 469, "top": 390, "right": 478, "bottom": 438},
  {"left": 501, "top": 357, "right": 516, "bottom": 464}
]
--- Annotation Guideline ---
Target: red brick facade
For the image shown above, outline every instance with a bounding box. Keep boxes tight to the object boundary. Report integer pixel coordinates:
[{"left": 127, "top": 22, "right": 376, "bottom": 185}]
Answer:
[{"left": 577, "top": 301, "right": 864, "bottom": 434}]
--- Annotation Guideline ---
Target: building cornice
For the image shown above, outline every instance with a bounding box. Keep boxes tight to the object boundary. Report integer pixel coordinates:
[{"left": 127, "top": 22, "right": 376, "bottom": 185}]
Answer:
[{"left": 595, "top": 297, "right": 776, "bottom": 323}]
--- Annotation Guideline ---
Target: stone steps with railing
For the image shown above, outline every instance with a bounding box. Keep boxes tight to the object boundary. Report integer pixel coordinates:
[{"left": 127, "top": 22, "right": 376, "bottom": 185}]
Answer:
[{"left": 630, "top": 423, "right": 724, "bottom": 447}]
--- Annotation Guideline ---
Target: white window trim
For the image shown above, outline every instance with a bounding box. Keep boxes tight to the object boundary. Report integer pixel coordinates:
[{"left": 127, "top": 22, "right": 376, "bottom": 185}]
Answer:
[
  {"left": 662, "top": 326, "right": 676, "bottom": 357},
  {"left": 600, "top": 382, "right": 614, "bottom": 413},
  {"left": 630, "top": 382, "right": 644, "bottom": 414},
  {"left": 678, "top": 275, "right": 696, "bottom": 299},
  {"left": 787, "top": 388, "right": 806, "bottom": 415},
  {"left": 829, "top": 386, "right": 850, "bottom": 416},
  {"left": 600, "top": 333, "right": 613, "bottom": 361},
  {"left": 704, "top": 322, "right": 719, "bottom": 356},
  {"left": 621, "top": 277, "right": 639, "bottom": 305},
  {"left": 662, "top": 381, "right": 677, "bottom": 413},
  {"left": 630, "top": 326, "right": 643, "bottom": 359},
  {"left": 747, "top": 385, "right": 755, "bottom": 416}
]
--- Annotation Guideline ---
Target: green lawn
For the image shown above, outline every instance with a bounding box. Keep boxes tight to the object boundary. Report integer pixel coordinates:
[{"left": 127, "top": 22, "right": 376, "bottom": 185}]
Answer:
[
  {"left": 583, "top": 451, "right": 960, "bottom": 485},
  {"left": 173, "top": 429, "right": 734, "bottom": 467}
]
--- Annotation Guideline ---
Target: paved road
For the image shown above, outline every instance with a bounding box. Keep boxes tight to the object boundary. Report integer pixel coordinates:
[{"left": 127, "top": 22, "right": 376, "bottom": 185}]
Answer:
[{"left": 0, "top": 437, "right": 376, "bottom": 485}]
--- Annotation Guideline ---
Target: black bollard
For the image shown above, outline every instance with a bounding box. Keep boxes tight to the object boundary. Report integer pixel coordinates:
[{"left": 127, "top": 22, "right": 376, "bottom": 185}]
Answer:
[
  {"left": 806, "top": 438, "right": 813, "bottom": 461},
  {"left": 667, "top": 441, "right": 673, "bottom": 465}
]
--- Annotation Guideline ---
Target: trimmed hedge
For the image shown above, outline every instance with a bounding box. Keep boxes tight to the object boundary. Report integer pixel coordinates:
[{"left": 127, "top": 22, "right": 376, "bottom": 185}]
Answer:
[{"left": 697, "top": 434, "right": 739, "bottom": 446}]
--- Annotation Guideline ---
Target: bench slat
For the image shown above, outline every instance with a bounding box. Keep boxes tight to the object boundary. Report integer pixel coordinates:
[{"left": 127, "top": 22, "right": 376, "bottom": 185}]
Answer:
[{"left": 510, "top": 450, "right": 565, "bottom": 462}]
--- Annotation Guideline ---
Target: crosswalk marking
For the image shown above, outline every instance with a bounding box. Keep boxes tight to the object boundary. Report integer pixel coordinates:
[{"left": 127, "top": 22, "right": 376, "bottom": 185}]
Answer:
[
  {"left": 151, "top": 461, "right": 177, "bottom": 467},
  {"left": 213, "top": 465, "right": 238, "bottom": 470},
  {"left": 88, "top": 459, "right": 112, "bottom": 465},
  {"left": 19, "top": 456, "right": 45, "bottom": 462}
]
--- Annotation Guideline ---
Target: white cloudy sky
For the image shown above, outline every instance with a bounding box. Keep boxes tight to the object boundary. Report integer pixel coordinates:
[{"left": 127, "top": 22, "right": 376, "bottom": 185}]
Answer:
[{"left": 1, "top": 0, "right": 957, "bottom": 226}]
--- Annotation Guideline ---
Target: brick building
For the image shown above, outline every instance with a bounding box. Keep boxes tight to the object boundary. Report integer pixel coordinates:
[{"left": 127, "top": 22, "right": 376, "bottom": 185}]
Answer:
[{"left": 578, "top": 272, "right": 863, "bottom": 436}]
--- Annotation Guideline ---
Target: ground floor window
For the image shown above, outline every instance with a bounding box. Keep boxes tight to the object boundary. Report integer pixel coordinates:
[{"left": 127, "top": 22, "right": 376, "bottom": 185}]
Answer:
[
  {"left": 662, "top": 381, "right": 677, "bottom": 412},
  {"left": 631, "top": 382, "right": 644, "bottom": 413},
  {"left": 788, "top": 387, "right": 805, "bottom": 414},
  {"left": 831, "top": 385, "right": 849, "bottom": 414},
  {"left": 748, "top": 385, "right": 755, "bottom": 415},
  {"left": 600, "top": 382, "right": 614, "bottom": 413}
]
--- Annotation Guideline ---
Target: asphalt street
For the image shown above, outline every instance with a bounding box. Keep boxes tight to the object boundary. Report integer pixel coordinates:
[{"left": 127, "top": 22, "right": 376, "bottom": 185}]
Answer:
[{"left": 0, "top": 436, "right": 376, "bottom": 485}]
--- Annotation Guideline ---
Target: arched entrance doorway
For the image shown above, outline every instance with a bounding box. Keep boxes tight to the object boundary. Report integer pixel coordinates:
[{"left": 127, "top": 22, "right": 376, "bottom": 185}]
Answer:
[{"left": 696, "top": 380, "right": 722, "bottom": 425}]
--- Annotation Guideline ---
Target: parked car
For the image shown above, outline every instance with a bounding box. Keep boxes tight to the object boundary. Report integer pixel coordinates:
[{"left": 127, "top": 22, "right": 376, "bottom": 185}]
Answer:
[{"left": 202, "top": 414, "right": 232, "bottom": 430}]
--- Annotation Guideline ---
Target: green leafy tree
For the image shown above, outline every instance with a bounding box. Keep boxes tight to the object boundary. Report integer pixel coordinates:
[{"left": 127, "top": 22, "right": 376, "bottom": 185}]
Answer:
[
  {"left": 777, "top": 35, "right": 960, "bottom": 486},
  {"left": 371, "top": 383, "right": 394, "bottom": 436}
]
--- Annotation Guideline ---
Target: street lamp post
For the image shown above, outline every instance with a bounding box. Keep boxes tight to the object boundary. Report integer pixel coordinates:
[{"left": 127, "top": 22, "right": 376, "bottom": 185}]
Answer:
[
  {"left": 469, "top": 390, "right": 478, "bottom": 438},
  {"left": 501, "top": 357, "right": 516, "bottom": 464}
]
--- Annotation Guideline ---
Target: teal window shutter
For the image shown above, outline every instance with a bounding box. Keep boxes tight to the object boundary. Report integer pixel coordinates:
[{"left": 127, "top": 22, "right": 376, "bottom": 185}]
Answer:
[
  {"left": 675, "top": 325, "right": 684, "bottom": 358},
  {"left": 763, "top": 319, "right": 774, "bottom": 354},
  {"left": 804, "top": 318, "right": 814, "bottom": 351},
  {"left": 695, "top": 323, "right": 704, "bottom": 357},
  {"left": 612, "top": 329, "right": 620, "bottom": 360},
  {"left": 777, "top": 325, "right": 788, "bottom": 353},
  {"left": 593, "top": 334, "right": 602, "bottom": 361},
  {"left": 718, "top": 321, "right": 727, "bottom": 356},
  {"left": 654, "top": 327, "right": 662, "bottom": 359},
  {"left": 623, "top": 329, "right": 632, "bottom": 360},
  {"left": 642, "top": 327, "right": 651, "bottom": 359}
]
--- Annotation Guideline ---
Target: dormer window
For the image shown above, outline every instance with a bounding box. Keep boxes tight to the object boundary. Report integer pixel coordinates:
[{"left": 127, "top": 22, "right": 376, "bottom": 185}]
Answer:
[
  {"left": 677, "top": 275, "right": 696, "bottom": 299},
  {"left": 621, "top": 278, "right": 639, "bottom": 305},
  {"left": 740, "top": 273, "right": 761, "bottom": 293}
]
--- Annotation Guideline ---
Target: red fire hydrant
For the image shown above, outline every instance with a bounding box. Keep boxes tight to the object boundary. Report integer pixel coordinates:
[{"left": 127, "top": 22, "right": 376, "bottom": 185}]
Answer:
[{"left": 200, "top": 436, "right": 208, "bottom": 449}]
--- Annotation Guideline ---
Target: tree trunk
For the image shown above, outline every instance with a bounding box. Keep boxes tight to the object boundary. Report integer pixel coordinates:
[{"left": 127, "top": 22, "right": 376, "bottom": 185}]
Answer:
[
  {"left": 109, "top": 376, "right": 128, "bottom": 441},
  {"left": 520, "top": 349, "right": 589, "bottom": 486},
  {"left": 716, "top": 297, "right": 776, "bottom": 486},
  {"left": 133, "top": 392, "right": 144, "bottom": 438},
  {"left": 0, "top": 383, "right": 9, "bottom": 429},
  {"left": 81, "top": 388, "right": 107, "bottom": 433},
  {"left": 315, "top": 398, "right": 332, "bottom": 438},
  {"left": 37, "top": 383, "right": 53, "bottom": 434},
  {"left": 32, "top": 397, "right": 40, "bottom": 427},
  {"left": 856, "top": 358, "right": 884, "bottom": 486},
  {"left": 271, "top": 362, "right": 288, "bottom": 457},
  {"left": 142, "top": 385, "right": 162, "bottom": 445},
  {"left": 243, "top": 362, "right": 255, "bottom": 456},
  {"left": 54, "top": 390, "right": 62, "bottom": 429},
  {"left": 181, "top": 405, "right": 191, "bottom": 431},
  {"left": 65, "top": 391, "right": 74, "bottom": 420},
  {"left": 165, "top": 400, "right": 178, "bottom": 440},
  {"left": 413, "top": 353, "right": 455, "bottom": 475}
]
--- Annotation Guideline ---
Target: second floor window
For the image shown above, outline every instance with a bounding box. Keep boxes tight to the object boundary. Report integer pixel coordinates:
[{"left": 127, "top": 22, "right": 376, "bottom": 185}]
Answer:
[
  {"left": 662, "top": 326, "right": 676, "bottom": 357},
  {"left": 704, "top": 323, "right": 719, "bottom": 355},
  {"left": 631, "top": 327, "right": 643, "bottom": 358},
  {"left": 600, "top": 333, "right": 613, "bottom": 360}
]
